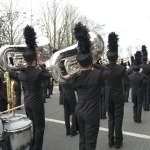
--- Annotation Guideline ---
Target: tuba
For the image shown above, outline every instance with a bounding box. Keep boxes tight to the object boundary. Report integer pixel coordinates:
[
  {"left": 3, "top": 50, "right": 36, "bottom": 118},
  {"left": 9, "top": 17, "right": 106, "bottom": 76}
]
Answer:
[
  {"left": 49, "top": 31, "right": 104, "bottom": 83},
  {"left": 0, "top": 37, "right": 52, "bottom": 72}
]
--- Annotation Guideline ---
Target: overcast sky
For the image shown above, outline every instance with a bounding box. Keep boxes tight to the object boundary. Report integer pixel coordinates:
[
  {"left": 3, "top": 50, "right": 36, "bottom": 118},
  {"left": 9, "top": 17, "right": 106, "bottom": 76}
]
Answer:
[
  {"left": 65, "top": 0, "right": 150, "bottom": 55},
  {"left": 5, "top": 0, "right": 149, "bottom": 58},
  {"left": 24, "top": 0, "right": 150, "bottom": 57}
]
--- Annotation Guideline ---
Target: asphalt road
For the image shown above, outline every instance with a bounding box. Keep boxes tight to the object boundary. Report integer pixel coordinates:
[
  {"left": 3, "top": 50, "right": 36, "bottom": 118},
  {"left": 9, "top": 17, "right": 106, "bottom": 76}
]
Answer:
[{"left": 1, "top": 87, "right": 150, "bottom": 150}]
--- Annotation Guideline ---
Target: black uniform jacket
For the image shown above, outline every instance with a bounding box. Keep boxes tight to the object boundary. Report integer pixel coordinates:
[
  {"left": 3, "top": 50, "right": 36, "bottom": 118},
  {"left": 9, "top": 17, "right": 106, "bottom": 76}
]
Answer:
[
  {"left": 18, "top": 65, "right": 50, "bottom": 103},
  {"left": 141, "top": 63, "right": 150, "bottom": 80},
  {"left": 70, "top": 69, "right": 110, "bottom": 116},
  {"left": 128, "top": 73, "right": 147, "bottom": 102},
  {"left": 105, "top": 63, "right": 126, "bottom": 111}
]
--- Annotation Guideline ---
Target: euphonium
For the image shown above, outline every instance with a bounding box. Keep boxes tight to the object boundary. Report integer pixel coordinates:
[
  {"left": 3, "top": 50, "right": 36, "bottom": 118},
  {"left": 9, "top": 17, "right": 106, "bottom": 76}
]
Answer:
[
  {"left": 0, "top": 37, "right": 52, "bottom": 72},
  {"left": 49, "top": 31, "right": 104, "bottom": 83},
  {"left": 4, "top": 72, "right": 17, "bottom": 114}
]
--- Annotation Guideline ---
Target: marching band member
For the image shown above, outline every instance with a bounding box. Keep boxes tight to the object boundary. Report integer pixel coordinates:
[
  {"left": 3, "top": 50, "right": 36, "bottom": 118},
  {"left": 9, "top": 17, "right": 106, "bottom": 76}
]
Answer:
[
  {"left": 70, "top": 22, "right": 110, "bottom": 150},
  {"left": 141, "top": 45, "right": 150, "bottom": 111},
  {"left": 60, "top": 62, "right": 78, "bottom": 136},
  {"left": 104, "top": 32, "right": 126, "bottom": 149},
  {"left": 129, "top": 51, "right": 147, "bottom": 123},
  {"left": 18, "top": 25, "right": 51, "bottom": 150}
]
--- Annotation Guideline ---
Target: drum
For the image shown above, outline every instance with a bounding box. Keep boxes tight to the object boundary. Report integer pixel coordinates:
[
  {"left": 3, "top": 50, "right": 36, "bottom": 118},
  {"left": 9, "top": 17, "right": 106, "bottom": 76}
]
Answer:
[
  {"left": 0, "top": 114, "right": 13, "bottom": 122},
  {"left": 0, "top": 114, "right": 23, "bottom": 127},
  {"left": 0, "top": 114, "right": 13, "bottom": 127},
  {"left": 8, "top": 115, "right": 24, "bottom": 123},
  {"left": 4, "top": 118, "right": 33, "bottom": 150}
]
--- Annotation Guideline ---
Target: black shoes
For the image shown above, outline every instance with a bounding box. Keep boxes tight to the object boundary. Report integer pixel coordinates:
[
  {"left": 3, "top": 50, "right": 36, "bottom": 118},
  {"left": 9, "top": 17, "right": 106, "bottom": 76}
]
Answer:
[
  {"left": 66, "top": 131, "right": 78, "bottom": 136},
  {"left": 46, "top": 95, "right": 51, "bottom": 98},
  {"left": 109, "top": 141, "right": 123, "bottom": 149},
  {"left": 70, "top": 131, "right": 78, "bottom": 137},
  {"left": 115, "top": 142, "right": 123, "bottom": 149},
  {"left": 109, "top": 142, "right": 114, "bottom": 148},
  {"left": 66, "top": 131, "right": 70, "bottom": 136},
  {"left": 134, "top": 120, "right": 142, "bottom": 123},
  {"left": 137, "top": 120, "right": 142, "bottom": 123}
]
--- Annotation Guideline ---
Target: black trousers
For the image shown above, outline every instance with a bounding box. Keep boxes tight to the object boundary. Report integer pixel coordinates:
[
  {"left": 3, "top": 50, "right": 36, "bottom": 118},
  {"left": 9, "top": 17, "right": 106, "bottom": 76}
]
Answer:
[
  {"left": 14, "top": 83, "right": 22, "bottom": 106},
  {"left": 63, "top": 92, "right": 76, "bottom": 132},
  {"left": 25, "top": 100, "right": 45, "bottom": 150},
  {"left": 50, "top": 84, "right": 54, "bottom": 95},
  {"left": 124, "top": 82, "right": 130, "bottom": 102},
  {"left": 77, "top": 106, "right": 100, "bottom": 150},
  {"left": 64, "top": 101, "right": 76, "bottom": 132},
  {"left": 41, "top": 83, "right": 47, "bottom": 103},
  {"left": 59, "top": 90, "right": 63, "bottom": 105},
  {"left": 100, "top": 88, "right": 106, "bottom": 119},
  {"left": 133, "top": 95, "right": 143, "bottom": 122},
  {"left": 108, "top": 96, "right": 124, "bottom": 145},
  {"left": 46, "top": 81, "right": 51, "bottom": 96}
]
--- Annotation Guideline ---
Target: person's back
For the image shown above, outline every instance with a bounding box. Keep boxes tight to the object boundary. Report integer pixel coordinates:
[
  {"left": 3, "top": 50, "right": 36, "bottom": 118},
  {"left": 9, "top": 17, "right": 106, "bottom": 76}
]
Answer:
[
  {"left": 69, "top": 22, "right": 109, "bottom": 150},
  {"left": 140, "top": 45, "right": 150, "bottom": 111},
  {"left": 70, "top": 69, "right": 109, "bottom": 150},
  {"left": 18, "top": 67, "right": 42, "bottom": 102},
  {"left": 105, "top": 63, "right": 126, "bottom": 103},
  {"left": 129, "top": 73, "right": 146, "bottom": 90},
  {"left": 141, "top": 63, "right": 150, "bottom": 76},
  {"left": 17, "top": 25, "right": 51, "bottom": 150},
  {"left": 72, "top": 69, "right": 103, "bottom": 105}
]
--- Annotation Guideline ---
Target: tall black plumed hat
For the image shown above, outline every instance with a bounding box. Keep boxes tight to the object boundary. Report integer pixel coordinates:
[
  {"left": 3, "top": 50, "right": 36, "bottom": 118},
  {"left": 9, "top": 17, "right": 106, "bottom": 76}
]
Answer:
[
  {"left": 133, "top": 51, "right": 142, "bottom": 71},
  {"left": 141, "top": 45, "right": 148, "bottom": 61},
  {"left": 107, "top": 32, "right": 119, "bottom": 62},
  {"left": 74, "top": 22, "right": 92, "bottom": 67},
  {"left": 23, "top": 25, "right": 37, "bottom": 62}
]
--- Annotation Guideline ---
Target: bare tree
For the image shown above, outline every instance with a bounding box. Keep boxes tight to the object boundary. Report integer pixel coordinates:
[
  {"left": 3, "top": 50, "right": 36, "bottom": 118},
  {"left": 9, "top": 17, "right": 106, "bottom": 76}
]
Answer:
[
  {"left": 0, "top": 0, "right": 25, "bottom": 45},
  {"left": 38, "top": 0, "right": 80, "bottom": 50},
  {"left": 37, "top": 0, "right": 105, "bottom": 50},
  {"left": 77, "top": 15, "right": 103, "bottom": 32}
]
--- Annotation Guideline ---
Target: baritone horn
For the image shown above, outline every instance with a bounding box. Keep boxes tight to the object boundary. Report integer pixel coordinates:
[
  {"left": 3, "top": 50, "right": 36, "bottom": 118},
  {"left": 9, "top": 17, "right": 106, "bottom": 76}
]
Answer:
[
  {"left": 4, "top": 72, "right": 17, "bottom": 114},
  {"left": 49, "top": 30, "right": 104, "bottom": 84}
]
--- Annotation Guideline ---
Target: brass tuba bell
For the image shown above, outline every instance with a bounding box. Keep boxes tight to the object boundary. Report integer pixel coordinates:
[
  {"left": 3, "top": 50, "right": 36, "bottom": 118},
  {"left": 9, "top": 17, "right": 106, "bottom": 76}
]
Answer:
[{"left": 49, "top": 31, "right": 104, "bottom": 84}]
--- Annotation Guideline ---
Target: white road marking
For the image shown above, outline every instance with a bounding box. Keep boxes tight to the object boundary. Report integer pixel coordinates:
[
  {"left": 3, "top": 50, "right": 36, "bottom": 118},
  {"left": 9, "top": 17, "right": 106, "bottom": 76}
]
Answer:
[{"left": 18, "top": 114, "right": 150, "bottom": 139}]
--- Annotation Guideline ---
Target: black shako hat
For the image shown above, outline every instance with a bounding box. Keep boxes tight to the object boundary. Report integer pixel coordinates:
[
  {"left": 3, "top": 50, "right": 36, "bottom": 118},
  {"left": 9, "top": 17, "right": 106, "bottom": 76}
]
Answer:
[
  {"left": 107, "top": 32, "right": 119, "bottom": 62},
  {"left": 141, "top": 45, "right": 148, "bottom": 61},
  {"left": 133, "top": 51, "right": 142, "bottom": 72},
  {"left": 23, "top": 25, "right": 37, "bottom": 62},
  {"left": 74, "top": 22, "right": 92, "bottom": 67}
]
